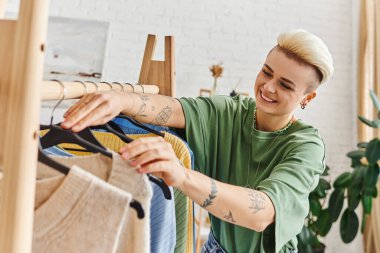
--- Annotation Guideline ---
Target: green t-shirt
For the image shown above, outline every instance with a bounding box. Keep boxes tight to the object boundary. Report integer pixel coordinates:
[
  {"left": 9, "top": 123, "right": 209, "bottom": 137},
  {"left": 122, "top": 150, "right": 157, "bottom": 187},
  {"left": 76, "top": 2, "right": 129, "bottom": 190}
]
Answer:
[{"left": 178, "top": 95, "right": 325, "bottom": 253}]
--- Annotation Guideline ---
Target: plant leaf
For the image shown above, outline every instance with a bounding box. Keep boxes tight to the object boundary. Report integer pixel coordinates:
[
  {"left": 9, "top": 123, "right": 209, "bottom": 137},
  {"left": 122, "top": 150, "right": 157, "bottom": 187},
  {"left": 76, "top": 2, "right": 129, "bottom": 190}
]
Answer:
[
  {"left": 348, "top": 185, "right": 361, "bottom": 210},
  {"left": 319, "top": 178, "right": 331, "bottom": 190},
  {"left": 370, "top": 90, "right": 380, "bottom": 112},
  {"left": 364, "top": 163, "right": 379, "bottom": 188},
  {"left": 347, "top": 150, "right": 365, "bottom": 168},
  {"left": 362, "top": 195, "right": 372, "bottom": 214},
  {"left": 310, "top": 198, "right": 322, "bottom": 216},
  {"left": 357, "top": 142, "right": 368, "bottom": 149},
  {"left": 340, "top": 209, "right": 359, "bottom": 243},
  {"left": 358, "top": 116, "right": 380, "bottom": 128},
  {"left": 314, "top": 183, "right": 327, "bottom": 198},
  {"left": 350, "top": 166, "right": 365, "bottom": 186},
  {"left": 298, "top": 225, "right": 313, "bottom": 244},
  {"left": 333, "top": 172, "right": 352, "bottom": 188},
  {"left": 373, "top": 186, "right": 378, "bottom": 198},
  {"left": 316, "top": 209, "right": 333, "bottom": 236},
  {"left": 328, "top": 189, "right": 345, "bottom": 222},
  {"left": 347, "top": 150, "right": 366, "bottom": 159},
  {"left": 322, "top": 165, "right": 330, "bottom": 176},
  {"left": 365, "top": 139, "right": 380, "bottom": 164}
]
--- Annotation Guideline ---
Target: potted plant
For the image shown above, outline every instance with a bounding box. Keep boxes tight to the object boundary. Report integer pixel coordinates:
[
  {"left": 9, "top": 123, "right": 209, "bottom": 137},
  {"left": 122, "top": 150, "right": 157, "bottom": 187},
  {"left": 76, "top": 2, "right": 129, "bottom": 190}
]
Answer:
[
  {"left": 209, "top": 63, "right": 223, "bottom": 95},
  {"left": 297, "top": 166, "right": 331, "bottom": 253},
  {"left": 328, "top": 90, "right": 380, "bottom": 243},
  {"left": 298, "top": 90, "right": 380, "bottom": 252}
]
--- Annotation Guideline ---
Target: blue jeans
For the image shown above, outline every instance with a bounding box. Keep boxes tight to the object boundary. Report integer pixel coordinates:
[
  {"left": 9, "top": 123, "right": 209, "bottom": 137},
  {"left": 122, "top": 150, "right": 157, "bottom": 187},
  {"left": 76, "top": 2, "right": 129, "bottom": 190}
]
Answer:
[
  {"left": 201, "top": 232, "right": 226, "bottom": 253},
  {"left": 201, "top": 232, "right": 298, "bottom": 253}
]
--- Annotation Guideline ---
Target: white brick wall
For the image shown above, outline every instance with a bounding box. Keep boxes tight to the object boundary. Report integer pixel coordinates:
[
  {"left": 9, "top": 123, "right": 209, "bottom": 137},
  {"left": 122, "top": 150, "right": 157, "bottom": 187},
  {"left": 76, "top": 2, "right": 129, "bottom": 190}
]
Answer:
[{"left": 5, "top": 0, "right": 362, "bottom": 252}]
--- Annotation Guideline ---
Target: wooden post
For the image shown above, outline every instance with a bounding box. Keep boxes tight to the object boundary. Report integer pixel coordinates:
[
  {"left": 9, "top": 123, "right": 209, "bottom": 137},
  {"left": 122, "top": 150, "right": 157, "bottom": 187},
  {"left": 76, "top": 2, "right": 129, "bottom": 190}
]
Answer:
[
  {"left": 164, "top": 36, "right": 175, "bottom": 96},
  {"left": 0, "top": 20, "right": 16, "bottom": 164},
  {"left": 139, "top": 34, "right": 175, "bottom": 97},
  {"left": 0, "top": 0, "right": 49, "bottom": 252}
]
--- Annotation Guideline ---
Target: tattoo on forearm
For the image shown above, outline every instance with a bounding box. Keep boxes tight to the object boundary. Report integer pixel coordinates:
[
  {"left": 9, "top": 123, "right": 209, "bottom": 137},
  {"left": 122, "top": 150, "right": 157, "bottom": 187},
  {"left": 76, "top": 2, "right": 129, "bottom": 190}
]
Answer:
[
  {"left": 201, "top": 179, "right": 217, "bottom": 208},
  {"left": 223, "top": 211, "right": 236, "bottom": 223},
  {"left": 155, "top": 106, "right": 172, "bottom": 124},
  {"left": 133, "top": 95, "right": 150, "bottom": 117},
  {"left": 246, "top": 188, "right": 265, "bottom": 213}
]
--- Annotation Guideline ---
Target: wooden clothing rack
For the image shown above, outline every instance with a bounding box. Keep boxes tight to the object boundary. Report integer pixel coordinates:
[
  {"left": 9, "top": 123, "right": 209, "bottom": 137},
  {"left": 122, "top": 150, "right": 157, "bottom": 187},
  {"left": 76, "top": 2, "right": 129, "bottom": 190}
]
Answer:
[{"left": 0, "top": 1, "right": 175, "bottom": 252}]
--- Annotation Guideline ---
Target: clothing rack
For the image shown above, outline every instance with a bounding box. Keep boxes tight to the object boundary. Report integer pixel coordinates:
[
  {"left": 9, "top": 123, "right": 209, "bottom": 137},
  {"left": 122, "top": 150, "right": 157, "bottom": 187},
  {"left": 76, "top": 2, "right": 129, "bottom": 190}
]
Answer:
[
  {"left": 41, "top": 81, "right": 159, "bottom": 100},
  {"left": 0, "top": 1, "right": 175, "bottom": 252}
]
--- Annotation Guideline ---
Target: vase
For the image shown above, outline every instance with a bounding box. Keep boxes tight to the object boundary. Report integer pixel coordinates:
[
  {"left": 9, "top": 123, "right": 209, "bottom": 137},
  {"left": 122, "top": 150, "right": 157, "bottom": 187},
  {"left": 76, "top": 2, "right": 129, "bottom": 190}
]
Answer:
[{"left": 210, "top": 78, "right": 218, "bottom": 96}]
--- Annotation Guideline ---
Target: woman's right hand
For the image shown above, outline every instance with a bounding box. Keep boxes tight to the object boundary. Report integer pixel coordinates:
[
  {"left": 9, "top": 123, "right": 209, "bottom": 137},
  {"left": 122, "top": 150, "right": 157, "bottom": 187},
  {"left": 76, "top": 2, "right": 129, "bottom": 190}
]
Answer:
[{"left": 61, "top": 91, "right": 130, "bottom": 132}]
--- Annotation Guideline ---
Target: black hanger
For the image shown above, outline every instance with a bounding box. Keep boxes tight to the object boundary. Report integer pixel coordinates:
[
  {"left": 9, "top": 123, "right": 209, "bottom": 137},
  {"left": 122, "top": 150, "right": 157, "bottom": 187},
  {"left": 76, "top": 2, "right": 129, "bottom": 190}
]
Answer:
[
  {"left": 110, "top": 116, "right": 172, "bottom": 200},
  {"left": 130, "top": 200, "right": 145, "bottom": 219},
  {"left": 38, "top": 144, "right": 70, "bottom": 175},
  {"left": 91, "top": 121, "right": 172, "bottom": 200},
  {"left": 40, "top": 124, "right": 113, "bottom": 158},
  {"left": 149, "top": 175, "right": 172, "bottom": 200},
  {"left": 39, "top": 80, "right": 145, "bottom": 218},
  {"left": 38, "top": 143, "right": 145, "bottom": 218},
  {"left": 40, "top": 79, "right": 111, "bottom": 157},
  {"left": 89, "top": 121, "right": 134, "bottom": 144},
  {"left": 115, "top": 114, "right": 165, "bottom": 137}
]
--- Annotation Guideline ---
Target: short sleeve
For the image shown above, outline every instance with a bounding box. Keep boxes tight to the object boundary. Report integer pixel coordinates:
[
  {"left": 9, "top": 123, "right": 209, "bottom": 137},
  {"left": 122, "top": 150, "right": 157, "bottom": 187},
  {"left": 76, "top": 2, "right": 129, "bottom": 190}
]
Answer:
[
  {"left": 177, "top": 96, "right": 245, "bottom": 176},
  {"left": 256, "top": 136, "right": 326, "bottom": 253}
]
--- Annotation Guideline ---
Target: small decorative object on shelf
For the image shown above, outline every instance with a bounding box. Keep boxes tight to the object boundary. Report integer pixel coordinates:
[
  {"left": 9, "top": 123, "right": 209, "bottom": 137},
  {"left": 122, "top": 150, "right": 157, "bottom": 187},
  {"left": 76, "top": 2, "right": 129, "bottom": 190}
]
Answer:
[
  {"left": 209, "top": 63, "right": 223, "bottom": 95},
  {"left": 230, "top": 79, "right": 249, "bottom": 97}
]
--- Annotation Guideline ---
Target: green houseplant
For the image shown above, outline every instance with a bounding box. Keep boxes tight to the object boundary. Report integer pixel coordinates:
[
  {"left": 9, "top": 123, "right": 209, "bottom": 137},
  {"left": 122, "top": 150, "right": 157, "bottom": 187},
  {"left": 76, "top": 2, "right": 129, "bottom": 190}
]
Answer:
[
  {"left": 298, "top": 90, "right": 380, "bottom": 252},
  {"left": 297, "top": 166, "right": 332, "bottom": 253},
  {"left": 329, "top": 90, "right": 380, "bottom": 243}
]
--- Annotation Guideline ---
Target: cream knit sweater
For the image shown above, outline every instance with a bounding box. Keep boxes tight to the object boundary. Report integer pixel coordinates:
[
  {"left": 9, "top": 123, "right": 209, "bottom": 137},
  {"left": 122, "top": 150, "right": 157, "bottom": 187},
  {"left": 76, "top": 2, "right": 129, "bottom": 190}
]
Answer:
[
  {"left": 34, "top": 165, "right": 132, "bottom": 253},
  {"left": 37, "top": 151, "right": 152, "bottom": 253}
]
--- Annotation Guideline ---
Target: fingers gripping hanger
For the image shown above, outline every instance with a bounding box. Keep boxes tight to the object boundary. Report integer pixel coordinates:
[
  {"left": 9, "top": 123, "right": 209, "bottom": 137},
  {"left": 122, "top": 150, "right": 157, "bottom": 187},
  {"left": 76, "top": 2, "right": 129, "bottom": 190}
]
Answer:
[
  {"left": 87, "top": 81, "right": 171, "bottom": 201},
  {"left": 39, "top": 80, "right": 112, "bottom": 158},
  {"left": 72, "top": 81, "right": 145, "bottom": 218},
  {"left": 108, "top": 83, "right": 171, "bottom": 199},
  {"left": 81, "top": 81, "right": 170, "bottom": 200},
  {"left": 66, "top": 81, "right": 170, "bottom": 200},
  {"left": 85, "top": 81, "right": 134, "bottom": 143}
]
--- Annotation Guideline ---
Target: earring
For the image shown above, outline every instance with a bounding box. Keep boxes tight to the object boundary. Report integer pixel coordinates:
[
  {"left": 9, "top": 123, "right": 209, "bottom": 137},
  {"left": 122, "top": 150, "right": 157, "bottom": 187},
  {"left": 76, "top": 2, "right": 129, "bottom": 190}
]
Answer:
[{"left": 301, "top": 101, "right": 306, "bottom": 110}]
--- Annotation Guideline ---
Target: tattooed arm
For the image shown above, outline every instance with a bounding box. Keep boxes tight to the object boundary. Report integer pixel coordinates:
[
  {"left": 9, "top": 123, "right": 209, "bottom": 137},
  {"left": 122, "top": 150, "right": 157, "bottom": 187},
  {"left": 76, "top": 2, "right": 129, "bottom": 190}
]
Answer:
[
  {"left": 122, "top": 92, "right": 185, "bottom": 128},
  {"left": 178, "top": 170, "right": 275, "bottom": 232},
  {"left": 62, "top": 91, "right": 185, "bottom": 131},
  {"left": 119, "top": 135, "right": 275, "bottom": 232}
]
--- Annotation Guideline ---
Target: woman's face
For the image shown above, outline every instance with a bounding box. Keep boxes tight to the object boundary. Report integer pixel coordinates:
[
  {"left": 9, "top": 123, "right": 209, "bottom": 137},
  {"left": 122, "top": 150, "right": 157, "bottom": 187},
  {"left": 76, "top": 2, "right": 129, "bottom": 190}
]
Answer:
[{"left": 254, "top": 47, "right": 318, "bottom": 117}]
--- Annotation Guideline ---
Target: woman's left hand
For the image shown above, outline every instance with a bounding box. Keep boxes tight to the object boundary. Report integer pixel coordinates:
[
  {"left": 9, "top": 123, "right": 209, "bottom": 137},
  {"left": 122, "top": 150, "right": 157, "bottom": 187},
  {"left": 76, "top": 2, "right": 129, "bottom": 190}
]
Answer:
[{"left": 119, "top": 136, "right": 187, "bottom": 187}]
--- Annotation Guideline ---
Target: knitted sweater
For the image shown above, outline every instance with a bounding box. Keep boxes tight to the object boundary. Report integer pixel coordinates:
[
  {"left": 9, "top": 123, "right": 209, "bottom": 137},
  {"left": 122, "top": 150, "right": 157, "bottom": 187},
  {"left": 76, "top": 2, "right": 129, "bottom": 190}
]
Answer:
[
  {"left": 34, "top": 165, "right": 131, "bottom": 253},
  {"left": 37, "top": 151, "right": 153, "bottom": 253}
]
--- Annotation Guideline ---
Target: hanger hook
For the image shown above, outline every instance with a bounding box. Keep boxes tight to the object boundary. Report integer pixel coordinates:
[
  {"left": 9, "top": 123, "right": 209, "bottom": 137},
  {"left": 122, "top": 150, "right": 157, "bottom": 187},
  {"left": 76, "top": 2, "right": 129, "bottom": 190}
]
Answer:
[
  {"left": 137, "top": 83, "right": 145, "bottom": 94},
  {"left": 100, "top": 81, "right": 113, "bottom": 91},
  {"left": 125, "top": 82, "right": 134, "bottom": 93},
  {"left": 85, "top": 81, "right": 100, "bottom": 92},
  {"left": 112, "top": 82, "right": 124, "bottom": 93},
  {"left": 74, "top": 80, "right": 88, "bottom": 95},
  {"left": 50, "top": 79, "right": 66, "bottom": 126}
]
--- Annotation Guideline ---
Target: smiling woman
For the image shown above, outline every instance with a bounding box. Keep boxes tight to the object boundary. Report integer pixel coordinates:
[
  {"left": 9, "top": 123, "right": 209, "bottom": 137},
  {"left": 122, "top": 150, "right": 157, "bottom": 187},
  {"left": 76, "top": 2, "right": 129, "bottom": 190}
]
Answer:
[{"left": 62, "top": 29, "right": 334, "bottom": 253}]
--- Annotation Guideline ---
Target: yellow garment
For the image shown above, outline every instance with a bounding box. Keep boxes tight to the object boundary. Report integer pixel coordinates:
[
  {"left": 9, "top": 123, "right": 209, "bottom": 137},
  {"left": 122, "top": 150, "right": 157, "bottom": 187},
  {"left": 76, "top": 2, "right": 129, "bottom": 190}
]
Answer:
[{"left": 39, "top": 130, "right": 193, "bottom": 253}]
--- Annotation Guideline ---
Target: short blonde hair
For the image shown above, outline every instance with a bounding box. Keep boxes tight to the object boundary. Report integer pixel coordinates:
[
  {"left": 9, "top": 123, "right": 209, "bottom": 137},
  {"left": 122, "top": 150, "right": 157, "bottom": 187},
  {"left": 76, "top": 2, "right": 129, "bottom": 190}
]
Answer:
[{"left": 277, "top": 29, "right": 334, "bottom": 84}]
